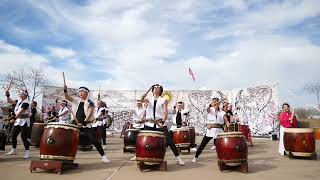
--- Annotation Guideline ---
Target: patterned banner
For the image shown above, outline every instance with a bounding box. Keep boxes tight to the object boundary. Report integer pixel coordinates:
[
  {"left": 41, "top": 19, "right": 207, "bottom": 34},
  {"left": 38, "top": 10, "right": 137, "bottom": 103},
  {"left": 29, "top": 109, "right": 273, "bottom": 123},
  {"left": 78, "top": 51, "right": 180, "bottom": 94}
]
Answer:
[{"left": 42, "top": 84, "right": 280, "bottom": 136}]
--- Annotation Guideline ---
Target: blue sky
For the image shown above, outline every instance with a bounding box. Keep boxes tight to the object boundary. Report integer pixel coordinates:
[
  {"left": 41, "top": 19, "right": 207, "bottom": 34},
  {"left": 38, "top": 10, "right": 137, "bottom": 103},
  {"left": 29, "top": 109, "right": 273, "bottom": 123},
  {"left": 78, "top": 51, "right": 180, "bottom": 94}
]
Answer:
[{"left": 0, "top": 0, "right": 319, "bottom": 108}]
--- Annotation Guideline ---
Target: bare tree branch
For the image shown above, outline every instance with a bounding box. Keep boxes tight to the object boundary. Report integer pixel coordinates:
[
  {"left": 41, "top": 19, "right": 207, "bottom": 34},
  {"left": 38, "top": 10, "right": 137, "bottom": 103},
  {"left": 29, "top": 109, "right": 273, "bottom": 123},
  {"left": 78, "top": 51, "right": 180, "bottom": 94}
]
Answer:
[
  {"left": 5, "top": 67, "right": 49, "bottom": 101},
  {"left": 304, "top": 82, "right": 320, "bottom": 110}
]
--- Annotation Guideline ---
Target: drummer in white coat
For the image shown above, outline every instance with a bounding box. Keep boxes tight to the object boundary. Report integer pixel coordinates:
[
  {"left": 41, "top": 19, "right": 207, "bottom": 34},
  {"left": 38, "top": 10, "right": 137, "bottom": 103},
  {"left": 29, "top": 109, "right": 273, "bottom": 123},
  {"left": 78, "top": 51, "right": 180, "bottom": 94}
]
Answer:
[
  {"left": 57, "top": 100, "right": 70, "bottom": 124},
  {"left": 192, "top": 97, "right": 230, "bottom": 163},
  {"left": 132, "top": 100, "right": 146, "bottom": 129},
  {"left": 170, "top": 102, "right": 188, "bottom": 133}
]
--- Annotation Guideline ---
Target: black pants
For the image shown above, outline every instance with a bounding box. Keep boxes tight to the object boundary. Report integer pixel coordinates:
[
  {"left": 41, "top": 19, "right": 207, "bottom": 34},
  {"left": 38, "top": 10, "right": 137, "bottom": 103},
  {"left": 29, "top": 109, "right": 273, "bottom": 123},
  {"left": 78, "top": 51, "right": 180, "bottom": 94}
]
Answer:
[
  {"left": 93, "top": 126, "right": 107, "bottom": 145},
  {"left": 11, "top": 124, "right": 29, "bottom": 150},
  {"left": 195, "top": 136, "right": 217, "bottom": 158},
  {"left": 144, "top": 125, "right": 180, "bottom": 157},
  {"left": 100, "top": 125, "right": 107, "bottom": 145},
  {"left": 28, "top": 120, "right": 35, "bottom": 139},
  {"left": 80, "top": 128, "right": 105, "bottom": 156}
]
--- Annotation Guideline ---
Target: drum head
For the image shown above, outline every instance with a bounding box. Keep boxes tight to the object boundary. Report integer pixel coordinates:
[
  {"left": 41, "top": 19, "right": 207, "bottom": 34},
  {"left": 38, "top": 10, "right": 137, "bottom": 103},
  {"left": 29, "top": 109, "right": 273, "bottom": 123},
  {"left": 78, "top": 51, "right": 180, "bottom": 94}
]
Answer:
[
  {"left": 284, "top": 128, "right": 314, "bottom": 133},
  {"left": 173, "top": 127, "right": 189, "bottom": 132},
  {"left": 139, "top": 130, "right": 164, "bottom": 136},
  {"left": 217, "top": 132, "right": 243, "bottom": 138},
  {"left": 126, "top": 128, "right": 140, "bottom": 132},
  {"left": 45, "top": 122, "right": 78, "bottom": 131}
]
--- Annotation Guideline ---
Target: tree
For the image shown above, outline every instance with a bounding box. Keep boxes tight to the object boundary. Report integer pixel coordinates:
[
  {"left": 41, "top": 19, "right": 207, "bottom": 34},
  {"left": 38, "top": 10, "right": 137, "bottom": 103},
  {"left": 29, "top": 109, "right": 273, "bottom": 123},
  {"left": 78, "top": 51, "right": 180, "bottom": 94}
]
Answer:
[
  {"left": 304, "top": 82, "right": 320, "bottom": 111},
  {"left": 4, "top": 67, "right": 49, "bottom": 101}
]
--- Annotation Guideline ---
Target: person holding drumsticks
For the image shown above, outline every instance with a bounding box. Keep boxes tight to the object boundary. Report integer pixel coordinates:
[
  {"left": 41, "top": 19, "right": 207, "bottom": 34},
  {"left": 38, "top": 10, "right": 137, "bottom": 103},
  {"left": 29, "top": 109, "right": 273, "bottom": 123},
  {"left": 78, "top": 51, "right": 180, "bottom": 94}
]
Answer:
[
  {"left": 192, "top": 97, "right": 230, "bottom": 163},
  {"left": 278, "top": 103, "right": 298, "bottom": 156},
  {"left": 137, "top": 84, "right": 185, "bottom": 166},
  {"left": 63, "top": 74, "right": 110, "bottom": 163},
  {"left": 4, "top": 89, "right": 31, "bottom": 158}
]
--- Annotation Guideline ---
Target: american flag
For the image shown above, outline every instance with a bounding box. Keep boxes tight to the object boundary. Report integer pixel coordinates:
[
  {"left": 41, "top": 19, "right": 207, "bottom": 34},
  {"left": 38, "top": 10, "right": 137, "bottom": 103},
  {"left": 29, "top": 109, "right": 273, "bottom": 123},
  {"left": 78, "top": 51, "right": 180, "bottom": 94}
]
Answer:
[{"left": 189, "top": 67, "right": 195, "bottom": 81}]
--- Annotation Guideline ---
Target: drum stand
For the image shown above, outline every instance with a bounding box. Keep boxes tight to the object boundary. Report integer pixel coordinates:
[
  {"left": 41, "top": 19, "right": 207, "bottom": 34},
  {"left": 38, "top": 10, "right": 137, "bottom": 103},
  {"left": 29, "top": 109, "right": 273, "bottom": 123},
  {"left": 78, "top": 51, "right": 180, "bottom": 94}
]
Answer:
[
  {"left": 30, "top": 160, "right": 78, "bottom": 175},
  {"left": 287, "top": 151, "right": 317, "bottom": 160},
  {"left": 123, "top": 146, "right": 135, "bottom": 153},
  {"left": 218, "top": 160, "right": 248, "bottom": 173},
  {"left": 78, "top": 145, "right": 93, "bottom": 151},
  {"left": 137, "top": 161, "right": 167, "bottom": 172},
  {"left": 177, "top": 146, "right": 190, "bottom": 154}
]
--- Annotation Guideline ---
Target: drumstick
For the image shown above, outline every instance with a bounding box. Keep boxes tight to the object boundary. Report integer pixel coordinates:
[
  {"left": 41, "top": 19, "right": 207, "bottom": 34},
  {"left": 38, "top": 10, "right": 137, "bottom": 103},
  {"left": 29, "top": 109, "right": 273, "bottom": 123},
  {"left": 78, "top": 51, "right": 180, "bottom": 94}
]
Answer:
[
  {"left": 62, "top": 72, "right": 66, "bottom": 86},
  {"left": 6, "top": 79, "right": 13, "bottom": 91}
]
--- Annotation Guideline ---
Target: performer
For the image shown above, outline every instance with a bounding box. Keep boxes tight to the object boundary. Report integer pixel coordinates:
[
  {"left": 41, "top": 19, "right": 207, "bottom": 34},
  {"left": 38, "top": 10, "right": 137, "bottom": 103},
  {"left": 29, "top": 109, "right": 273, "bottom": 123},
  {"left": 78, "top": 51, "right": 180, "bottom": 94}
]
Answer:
[
  {"left": 93, "top": 100, "right": 107, "bottom": 149},
  {"left": 132, "top": 99, "right": 146, "bottom": 129},
  {"left": 278, "top": 103, "right": 298, "bottom": 156},
  {"left": 44, "top": 105, "right": 57, "bottom": 123},
  {"left": 56, "top": 100, "right": 70, "bottom": 124},
  {"left": 192, "top": 97, "right": 230, "bottom": 163},
  {"left": 136, "top": 84, "right": 185, "bottom": 165},
  {"left": 170, "top": 101, "right": 188, "bottom": 134},
  {"left": 4, "top": 90, "right": 31, "bottom": 158},
  {"left": 64, "top": 86, "right": 110, "bottom": 163},
  {"left": 27, "top": 101, "right": 37, "bottom": 142}
]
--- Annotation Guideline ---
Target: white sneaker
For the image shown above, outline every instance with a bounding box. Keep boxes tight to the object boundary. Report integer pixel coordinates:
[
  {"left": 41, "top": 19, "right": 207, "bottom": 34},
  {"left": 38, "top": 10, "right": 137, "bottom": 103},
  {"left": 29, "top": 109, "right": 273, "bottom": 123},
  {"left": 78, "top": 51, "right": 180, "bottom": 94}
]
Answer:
[
  {"left": 192, "top": 157, "right": 198, "bottom": 163},
  {"left": 27, "top": 138, "right": 31, "bottom": 144},
  {"left": 23, "top": 150, "right": 30, "bottom": 159},
  {"left": 101, "top": 155, "right": 111, "bottom": 163},
  {"left": 176, "top": 156, "right": 185, "bottom": 166},
  {"left": 130, "top": 156, "right": 137, "bottom": 161},
  {"left": 191, "top": 147, "right": 197, "bottom": 152},
  {"left": 102, "top": 145, "right": 106, "bottom": 150},
  {"left": 6, "top": 149, "right": 17, "bottom": 155},
  {"left": 210, "top": 146, "right": 216, "bottom": 150}
]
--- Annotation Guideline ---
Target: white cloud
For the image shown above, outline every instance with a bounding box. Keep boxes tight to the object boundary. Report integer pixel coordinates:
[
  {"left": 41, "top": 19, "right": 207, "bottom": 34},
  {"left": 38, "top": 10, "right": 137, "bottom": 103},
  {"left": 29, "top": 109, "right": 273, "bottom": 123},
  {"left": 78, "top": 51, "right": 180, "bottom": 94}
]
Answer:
[
  {"left": 47, "top": 46, "right": 76, "bottom": 59},
  {"left": 0, "top": 40, "right": 48, "bottom": 74},
  {"left": 204, "top": 0, "right": 320, "bottom": 40},
  {"left": 1, "top": 0, "right": 319, "bottom": 107}
]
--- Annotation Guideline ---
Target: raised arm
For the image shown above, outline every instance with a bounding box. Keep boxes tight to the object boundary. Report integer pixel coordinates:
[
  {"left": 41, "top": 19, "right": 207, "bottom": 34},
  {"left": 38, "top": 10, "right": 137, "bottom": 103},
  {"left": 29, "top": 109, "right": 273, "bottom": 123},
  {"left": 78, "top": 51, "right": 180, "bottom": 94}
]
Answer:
[
  {"left": 63, "top": 85, "right": 74, "bottom": 102},
  {"left": 141, "top": 85, "right": 153, "bottom": 103},
  {"left": 5, "top": 90, "right": 16, "bottom": 105}
]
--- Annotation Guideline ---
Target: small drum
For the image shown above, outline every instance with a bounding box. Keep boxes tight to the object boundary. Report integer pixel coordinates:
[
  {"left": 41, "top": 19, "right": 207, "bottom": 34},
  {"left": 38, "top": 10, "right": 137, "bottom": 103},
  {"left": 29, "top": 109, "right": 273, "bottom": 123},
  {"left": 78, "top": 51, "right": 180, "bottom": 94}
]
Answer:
[
  {"left": 172, "top": 127, "right": 191, "bottom": 148},
  {"left": 136, "top": 130, "right": 166, "bottom": 163},
  {"left": 284, "top": 128, "right": 316, "bottom": 158},
  {"left": 314, "top": 128, "right": 320, "bottom": 140},
  {"left": 124, "top": 128, "right": 140, "bottom": 152},
  {"left": 40, "top": 122, "right": 79, "bottom": 162},
  {"left": 0, "top": 129, "right": 7, "bottom": 151},
  {"left": 31, "top": 123, "right": 46, "bottom": 147},
  {"left": 216, "top": 132, "right": 248, "bottom": 164},
  {"left": 187, "top": 126, "right": 196, "bottom": 148}
]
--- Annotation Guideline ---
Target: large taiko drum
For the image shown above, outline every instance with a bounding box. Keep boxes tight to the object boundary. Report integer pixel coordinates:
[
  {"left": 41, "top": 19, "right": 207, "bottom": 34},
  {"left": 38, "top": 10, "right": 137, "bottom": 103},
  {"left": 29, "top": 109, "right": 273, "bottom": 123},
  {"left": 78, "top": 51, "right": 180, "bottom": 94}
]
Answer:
[
  {"left": 40, "top": 122, "right": 79, "bottom": 162},
  {"left": 284, "top": 128, "right": 315, "bottom": 157},
  {"left": 187, "top": 126, "right": 196, "bottom": 148},
  {"left": 216, "top": 132, "right": 248, "bottom": 164},
  {"left": 314, "top": 128, "right": 320, "bottom": 140},
  {"left": 0, "top": 129, "right": 6, "bottom": 151},
  {"left": 173, "top": 127, "right": 191, "bottom": 148},
  {"left": 136, "top": 130, "right": 166, "bottom": 163},
  {"left": 31, "top": 123, "right": 46, "bottom": 147},
  {"left": 124, "top": 128, "right": 140, "bottom": 152}
]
